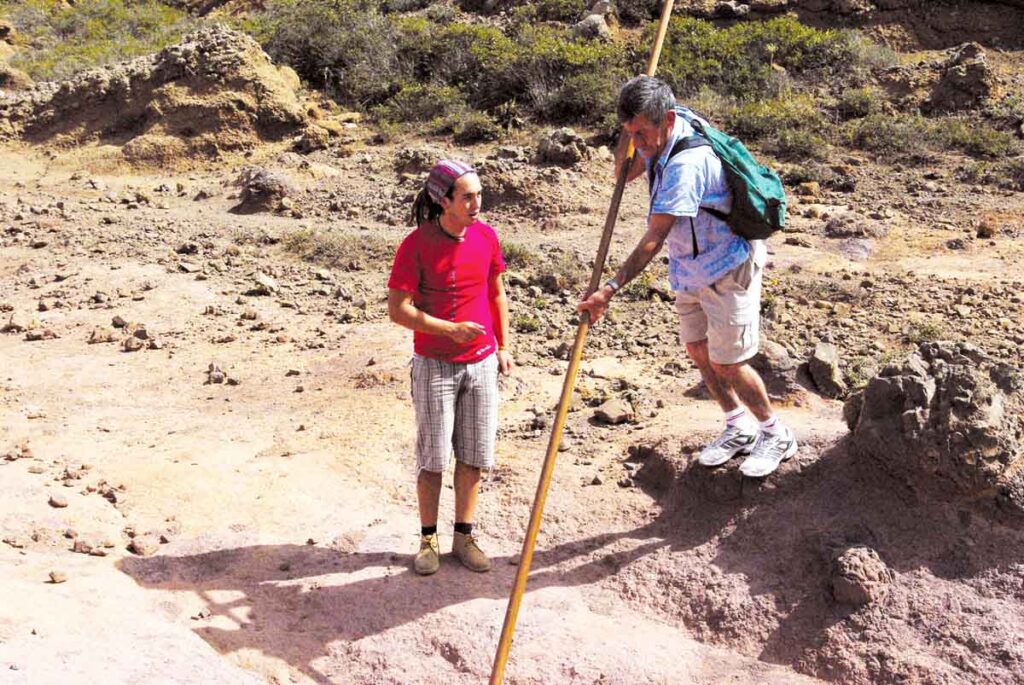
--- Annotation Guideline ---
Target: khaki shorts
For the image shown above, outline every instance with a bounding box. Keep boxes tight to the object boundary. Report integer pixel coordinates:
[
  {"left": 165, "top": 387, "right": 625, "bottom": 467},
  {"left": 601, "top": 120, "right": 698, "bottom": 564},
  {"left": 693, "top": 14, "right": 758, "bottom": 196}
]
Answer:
[{"left": 675, "top": 248, "right": 765, "bottom": 365}]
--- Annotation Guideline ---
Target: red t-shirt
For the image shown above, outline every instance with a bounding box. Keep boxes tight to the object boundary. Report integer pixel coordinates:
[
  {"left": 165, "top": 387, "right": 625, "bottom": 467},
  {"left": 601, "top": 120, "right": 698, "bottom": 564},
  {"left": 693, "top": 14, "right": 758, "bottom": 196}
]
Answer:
[{"left": 388, "top": 220, "right": 506, "bottom": 363}]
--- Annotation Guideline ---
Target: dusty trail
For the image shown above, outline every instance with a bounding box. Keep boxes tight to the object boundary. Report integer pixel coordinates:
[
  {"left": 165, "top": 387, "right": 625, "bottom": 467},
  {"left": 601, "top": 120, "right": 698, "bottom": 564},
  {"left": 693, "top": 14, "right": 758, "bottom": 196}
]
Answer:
[{"left": 1, "top": 124, "right": 1023, "bottom": 685}]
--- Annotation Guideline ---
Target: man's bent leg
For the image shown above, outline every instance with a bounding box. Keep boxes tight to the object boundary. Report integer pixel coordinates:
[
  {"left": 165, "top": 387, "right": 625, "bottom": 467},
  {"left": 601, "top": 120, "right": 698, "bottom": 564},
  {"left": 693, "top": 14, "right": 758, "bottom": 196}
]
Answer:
[
  {"left": 712, "top": 360, "right": 797, "bottom": 477},
  {"left": 710, "top": 360, "right": 772, "bottom": 422},
  {"left": 686, "top": 339, "right": 740, "bottom": 412}
]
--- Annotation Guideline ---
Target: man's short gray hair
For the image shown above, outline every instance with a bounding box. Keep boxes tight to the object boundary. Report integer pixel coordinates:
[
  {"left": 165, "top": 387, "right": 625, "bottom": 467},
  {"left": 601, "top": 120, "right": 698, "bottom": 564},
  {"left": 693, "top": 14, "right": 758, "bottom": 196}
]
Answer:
[{"left": 617, "top": 75, "right": 676, "bottom": 124}]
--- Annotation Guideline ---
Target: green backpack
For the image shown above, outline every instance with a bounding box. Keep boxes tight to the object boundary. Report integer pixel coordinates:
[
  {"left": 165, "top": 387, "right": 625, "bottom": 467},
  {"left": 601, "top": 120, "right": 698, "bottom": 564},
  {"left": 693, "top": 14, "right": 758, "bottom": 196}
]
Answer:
[{"left": 651, "top": 108, "right": 787, "bottom": 241}]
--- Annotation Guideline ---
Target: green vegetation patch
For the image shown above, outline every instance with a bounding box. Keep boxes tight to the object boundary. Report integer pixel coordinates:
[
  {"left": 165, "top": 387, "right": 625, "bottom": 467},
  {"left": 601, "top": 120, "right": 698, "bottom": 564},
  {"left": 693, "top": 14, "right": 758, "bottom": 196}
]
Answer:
[
  {"left": 1, "top": 0, "right": 192, "bottom": 80},
  {"left": 655, "top": 16, "right": 867, "bottom": 102}
]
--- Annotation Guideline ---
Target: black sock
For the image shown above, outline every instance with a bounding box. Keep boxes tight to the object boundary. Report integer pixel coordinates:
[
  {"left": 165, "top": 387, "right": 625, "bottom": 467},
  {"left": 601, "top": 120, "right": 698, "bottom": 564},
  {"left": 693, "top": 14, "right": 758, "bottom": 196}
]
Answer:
[
  {"left": 454, "top": 522, "right": 473, "bottom": 535},
  {"left": 421, "top": 525, "right": 437, "bottom": 537}
]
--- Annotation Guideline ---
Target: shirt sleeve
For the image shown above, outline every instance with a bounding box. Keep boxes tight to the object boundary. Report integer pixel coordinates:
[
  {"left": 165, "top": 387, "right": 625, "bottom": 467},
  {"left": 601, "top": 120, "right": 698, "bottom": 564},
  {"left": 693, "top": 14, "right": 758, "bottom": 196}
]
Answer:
[
  {"left": 650, "top": 156, "right": 708, "bottom": 218},
  {"left": 387, "top": 233, "right": 420, "bottom": 293},
  {"left": 489, "top": 227, "right": 506, "bottom": 277}
]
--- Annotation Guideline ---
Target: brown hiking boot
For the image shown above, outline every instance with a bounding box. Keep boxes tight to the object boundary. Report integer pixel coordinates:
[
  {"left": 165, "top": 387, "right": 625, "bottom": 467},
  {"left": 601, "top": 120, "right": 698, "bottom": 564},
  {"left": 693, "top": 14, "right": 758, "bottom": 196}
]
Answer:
[
  {"left": 452, "top": 531, "right": 491, "bottom": 573},
  {"left": 414, "top": 533, "right": 440, "bottom": 576}
]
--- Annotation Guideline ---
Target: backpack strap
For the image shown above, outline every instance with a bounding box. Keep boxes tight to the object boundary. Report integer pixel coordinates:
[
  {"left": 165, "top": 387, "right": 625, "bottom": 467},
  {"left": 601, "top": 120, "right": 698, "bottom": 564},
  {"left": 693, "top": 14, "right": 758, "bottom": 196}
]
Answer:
[
  {"left": 661, "top": 109, "right": 731, "bottom": 223},
  {"left": 647, "top": 134, "right": 709, "bottom": 198}
]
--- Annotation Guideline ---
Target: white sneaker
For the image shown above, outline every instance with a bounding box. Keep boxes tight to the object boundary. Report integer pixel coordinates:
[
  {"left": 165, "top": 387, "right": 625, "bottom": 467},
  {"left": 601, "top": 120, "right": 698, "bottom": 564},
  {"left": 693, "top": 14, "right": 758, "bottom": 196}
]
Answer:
[
  {"left": 740, "top": 427, "right": 798, "bottom": 478},
  {"left": 698, "top": 423, "right": 758, "bottom": 467}
]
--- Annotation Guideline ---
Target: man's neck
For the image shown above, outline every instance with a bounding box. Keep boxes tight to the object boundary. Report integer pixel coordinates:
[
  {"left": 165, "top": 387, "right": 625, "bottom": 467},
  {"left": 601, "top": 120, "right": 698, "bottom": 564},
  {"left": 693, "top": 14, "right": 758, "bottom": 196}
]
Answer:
[{"left": 439, "top": 214, "right": 469, "bottom": 240}]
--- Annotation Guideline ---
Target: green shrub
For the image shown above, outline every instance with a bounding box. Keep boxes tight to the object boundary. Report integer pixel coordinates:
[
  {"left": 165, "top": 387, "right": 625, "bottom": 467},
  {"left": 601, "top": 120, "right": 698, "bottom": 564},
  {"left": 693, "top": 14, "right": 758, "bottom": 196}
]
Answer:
[
  {"left": 3, "top": 0, "right": 192, "bottom": 80},
  {"left": 283, "top": 228, "right": 392, "bottom": 270},
  {"left": 513, "top": 312, "right": 542, "bottom": 333},
  {"left": 783, "top": 163, "right": 836, "bottom": 185},
  {"left": 502, "top": 241, "right": 540, "bottom": 269},
  {"left": 382, "top": 0, "right": 431, "bottom": 12},
  {"left": 391, "top": 18, "right": 624, "bottom": 125},
  {"left": 444, "top": 110, "right": 503, "bottom": 144},
  {"left": 262, "top": 0, "right": 399, "bottom": 107},
  {"left": 767, "top": 128, "right": 829, "bottom": 161},
  {"left": 838, "top": 86, "right": 881, "bottom": 120},
  {"left": 936, "top": 119, "right": 1018, "bottom": 159},
  {"left": 724, "top": 93, "right": 825, "bottom": 139},
  {"left": 843, "top": 112, "right": 933, "bottom": 155},
  {"left": 906, "top": 319, "right": 947, "bottom": 345},
  {"left": 655, "top": 16, "right": 865, "bottom": 101},
  {"left": 956, "top": 158, "right": 1024, "bottom": 190},
  {"left": 425, "top": 3, "right": 459, "bottom": 23},
  {"left": 511, "top": 24, "right": 626, "bottom": 124},
  {"left": 620, "top": 270, "right": 655, "bottom": 300},
  {"left": 510, "top": 0, "right": 587, "bottom": 22},
  {"left": 372, "top": 83, "right": 467, "bottom": 123}
]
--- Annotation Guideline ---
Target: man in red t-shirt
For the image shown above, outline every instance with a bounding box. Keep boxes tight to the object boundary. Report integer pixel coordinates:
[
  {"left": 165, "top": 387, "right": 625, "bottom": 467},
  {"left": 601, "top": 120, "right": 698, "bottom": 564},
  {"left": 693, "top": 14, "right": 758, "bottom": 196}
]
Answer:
[{"left": 387, "top": 160, "right": 512, "bottom": 576}]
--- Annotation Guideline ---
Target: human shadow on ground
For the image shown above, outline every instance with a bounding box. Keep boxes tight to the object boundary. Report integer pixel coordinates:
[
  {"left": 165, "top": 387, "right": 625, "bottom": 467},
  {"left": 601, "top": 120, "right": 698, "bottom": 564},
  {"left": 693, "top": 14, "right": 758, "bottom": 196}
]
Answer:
[
  {"left": 119, "top": 528, "right": 665, "bottom": 684},
  {"left": 119, "top": 429, "right": 1024, "bottom": 684}
]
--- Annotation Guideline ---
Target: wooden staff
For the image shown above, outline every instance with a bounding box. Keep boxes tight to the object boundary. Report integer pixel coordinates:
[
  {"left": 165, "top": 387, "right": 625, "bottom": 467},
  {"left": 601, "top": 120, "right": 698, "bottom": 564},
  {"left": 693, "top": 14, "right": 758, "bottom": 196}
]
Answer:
[{"left": 488, "top": 2, "right": 677, "bottom": 683}]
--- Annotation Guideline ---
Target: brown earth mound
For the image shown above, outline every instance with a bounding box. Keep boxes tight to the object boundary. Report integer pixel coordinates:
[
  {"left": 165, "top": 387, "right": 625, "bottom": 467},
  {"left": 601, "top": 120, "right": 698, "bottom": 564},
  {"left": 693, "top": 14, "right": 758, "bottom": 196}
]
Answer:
[
  {"left": 619, "top": 410, "right": 1024, "bottom": 684},
  {"left": 844, "top": 341, "right": 1024, "bottom": 515},
  {"left": 0, "top": 25, "right": 314, "bottom": 164}
]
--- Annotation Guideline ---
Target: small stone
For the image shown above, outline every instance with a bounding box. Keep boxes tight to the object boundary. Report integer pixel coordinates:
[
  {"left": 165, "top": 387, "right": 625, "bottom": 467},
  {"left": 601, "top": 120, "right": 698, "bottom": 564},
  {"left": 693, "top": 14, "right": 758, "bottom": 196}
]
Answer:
[
  {"left": 122, "top": 336, "right": 144, "bottom": 352},
  {"left": 252, "top": 272, "right": 278, "bottom": 295},
  {"left": 48, "top": 570, "right": 68, "bottom": 584},
  {"left": 48, "top": 493, "right": 68, "bottom": 508},
  {"left": 832, "top": 546, "right": 893, "bottom": 606},
  {"left": 128, "top": 535, "right": 161, "bottom": 557},
  {"left": 88, "top": 327, "right": 117, "bottom": 344},
  {"left": 593, "top": 398, "right": 635, "bottom": 425}
]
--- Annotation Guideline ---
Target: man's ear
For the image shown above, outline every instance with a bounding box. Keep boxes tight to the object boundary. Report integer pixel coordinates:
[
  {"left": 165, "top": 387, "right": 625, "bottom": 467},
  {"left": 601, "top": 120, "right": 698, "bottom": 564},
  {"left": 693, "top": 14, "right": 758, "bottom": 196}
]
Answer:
[
  {"left": 664, "top": 108, "right": 676, "bottom": 131},
  {"left": 439, "top": 197, "right": 450, "bottom": 210}
]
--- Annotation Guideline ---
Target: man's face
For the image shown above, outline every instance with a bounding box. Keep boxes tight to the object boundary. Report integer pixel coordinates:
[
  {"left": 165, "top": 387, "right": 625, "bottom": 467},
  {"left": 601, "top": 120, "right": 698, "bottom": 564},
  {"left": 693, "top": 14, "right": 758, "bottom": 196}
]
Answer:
[
  {"left": 441, "top": 172, "right": 483, "bottom": 228},
  {"left": 622, "top": 110, "right": 675, "bottom": 160}
]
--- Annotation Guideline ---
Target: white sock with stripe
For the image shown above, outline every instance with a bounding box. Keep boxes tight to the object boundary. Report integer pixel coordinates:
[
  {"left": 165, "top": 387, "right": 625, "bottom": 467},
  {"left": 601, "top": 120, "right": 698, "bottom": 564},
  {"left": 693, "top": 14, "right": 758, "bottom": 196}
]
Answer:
[
  {"left": 724, "top": 407, "right": 749, "bottom": 428},
  {"left": 759, "top": 414, "right": 785, "bottom": 436}
]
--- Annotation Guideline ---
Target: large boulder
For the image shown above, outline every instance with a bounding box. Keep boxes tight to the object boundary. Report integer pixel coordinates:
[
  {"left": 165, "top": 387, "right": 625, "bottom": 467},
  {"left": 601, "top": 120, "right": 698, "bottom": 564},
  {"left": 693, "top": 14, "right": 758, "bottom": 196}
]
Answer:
[
  {"left": 573, "top": 14, "right": 612, "bottom": 41},
  {"left": 536, "top": 128, "right": 591, "bottom": 166},
  {"left": 0, "top": 25, "right": 311, "bottom": 161},
  {"left": 0, "top": 65, "right": 33, "bottom": 92},
  {"left": 844, "top": 342, "right": 1024, "bottom": 514},
  {"left": 926, "top": 43, "right": 995, "bottom": 113}
]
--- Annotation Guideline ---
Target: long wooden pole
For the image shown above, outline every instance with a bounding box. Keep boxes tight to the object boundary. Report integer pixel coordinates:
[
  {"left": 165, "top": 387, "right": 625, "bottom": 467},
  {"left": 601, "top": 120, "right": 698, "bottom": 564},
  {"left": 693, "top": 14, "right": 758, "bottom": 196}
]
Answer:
[{"left": 487, "top": 3, "right": 677, "bottom": 683}]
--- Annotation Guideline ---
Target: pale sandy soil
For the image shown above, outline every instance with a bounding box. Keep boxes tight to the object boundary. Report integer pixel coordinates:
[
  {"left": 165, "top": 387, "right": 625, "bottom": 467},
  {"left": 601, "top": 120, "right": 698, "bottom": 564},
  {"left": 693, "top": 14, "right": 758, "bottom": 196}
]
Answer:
[{"left": 1, "top": 139, "right": 1022, "bottom": 685}]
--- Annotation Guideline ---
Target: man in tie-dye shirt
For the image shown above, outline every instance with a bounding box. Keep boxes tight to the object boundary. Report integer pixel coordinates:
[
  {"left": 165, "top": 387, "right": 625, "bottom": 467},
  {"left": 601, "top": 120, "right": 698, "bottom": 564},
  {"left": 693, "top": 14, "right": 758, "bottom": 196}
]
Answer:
[{"left": 579, "top": 76, "right": 797, "bottom": 478}]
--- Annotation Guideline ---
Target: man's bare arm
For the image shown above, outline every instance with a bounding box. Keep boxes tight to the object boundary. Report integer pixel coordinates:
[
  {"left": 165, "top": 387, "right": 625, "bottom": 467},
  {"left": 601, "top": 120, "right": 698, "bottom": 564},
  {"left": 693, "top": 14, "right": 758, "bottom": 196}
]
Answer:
[
  {"left": 578, "top": 213, "right": 676, "bottom": 324},
  {"left": 388, "top": 289, "right": 484, "bottom": 343}
]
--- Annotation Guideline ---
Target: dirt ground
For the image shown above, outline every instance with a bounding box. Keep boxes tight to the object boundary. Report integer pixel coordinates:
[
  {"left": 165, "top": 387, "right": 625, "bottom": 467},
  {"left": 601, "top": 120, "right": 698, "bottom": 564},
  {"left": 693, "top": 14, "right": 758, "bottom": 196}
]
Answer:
[{"left": 1, "top": 121, "right": 1023, "bottom": 685}]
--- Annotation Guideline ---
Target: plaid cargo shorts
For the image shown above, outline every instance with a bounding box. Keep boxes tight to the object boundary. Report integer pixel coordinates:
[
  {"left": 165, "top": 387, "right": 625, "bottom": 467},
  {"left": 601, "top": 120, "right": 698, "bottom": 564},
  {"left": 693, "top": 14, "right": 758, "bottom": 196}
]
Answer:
[{"left": 410, "top": 353, "right": 499, "bottom": 473}]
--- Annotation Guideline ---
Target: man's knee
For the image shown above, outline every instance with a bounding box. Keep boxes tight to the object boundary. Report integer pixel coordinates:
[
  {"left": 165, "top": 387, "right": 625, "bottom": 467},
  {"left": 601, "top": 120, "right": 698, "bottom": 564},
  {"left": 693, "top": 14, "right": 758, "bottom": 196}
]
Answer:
[
  {"left": 685, "top": 338, "right": 709, "bottom": 363},
  {"left": 418, "top": 468, "right": 443, "bottom": 482},
  {"left": 710, "top": 358, "right": 746, "bottom": 379}
]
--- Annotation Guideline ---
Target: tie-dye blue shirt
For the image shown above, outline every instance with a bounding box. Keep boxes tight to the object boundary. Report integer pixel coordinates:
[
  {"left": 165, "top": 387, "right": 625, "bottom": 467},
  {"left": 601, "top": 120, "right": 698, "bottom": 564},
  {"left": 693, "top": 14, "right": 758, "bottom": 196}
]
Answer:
[{"left": 648, "top": 107, "right": 750, "bottom": 293}]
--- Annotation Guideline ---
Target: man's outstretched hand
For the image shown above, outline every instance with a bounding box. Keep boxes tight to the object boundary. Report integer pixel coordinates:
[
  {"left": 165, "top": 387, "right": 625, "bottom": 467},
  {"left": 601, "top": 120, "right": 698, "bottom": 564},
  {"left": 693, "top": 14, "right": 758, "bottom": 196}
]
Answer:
[{"left": 577, "top": 287, "right": 612, "bottom": 325}]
